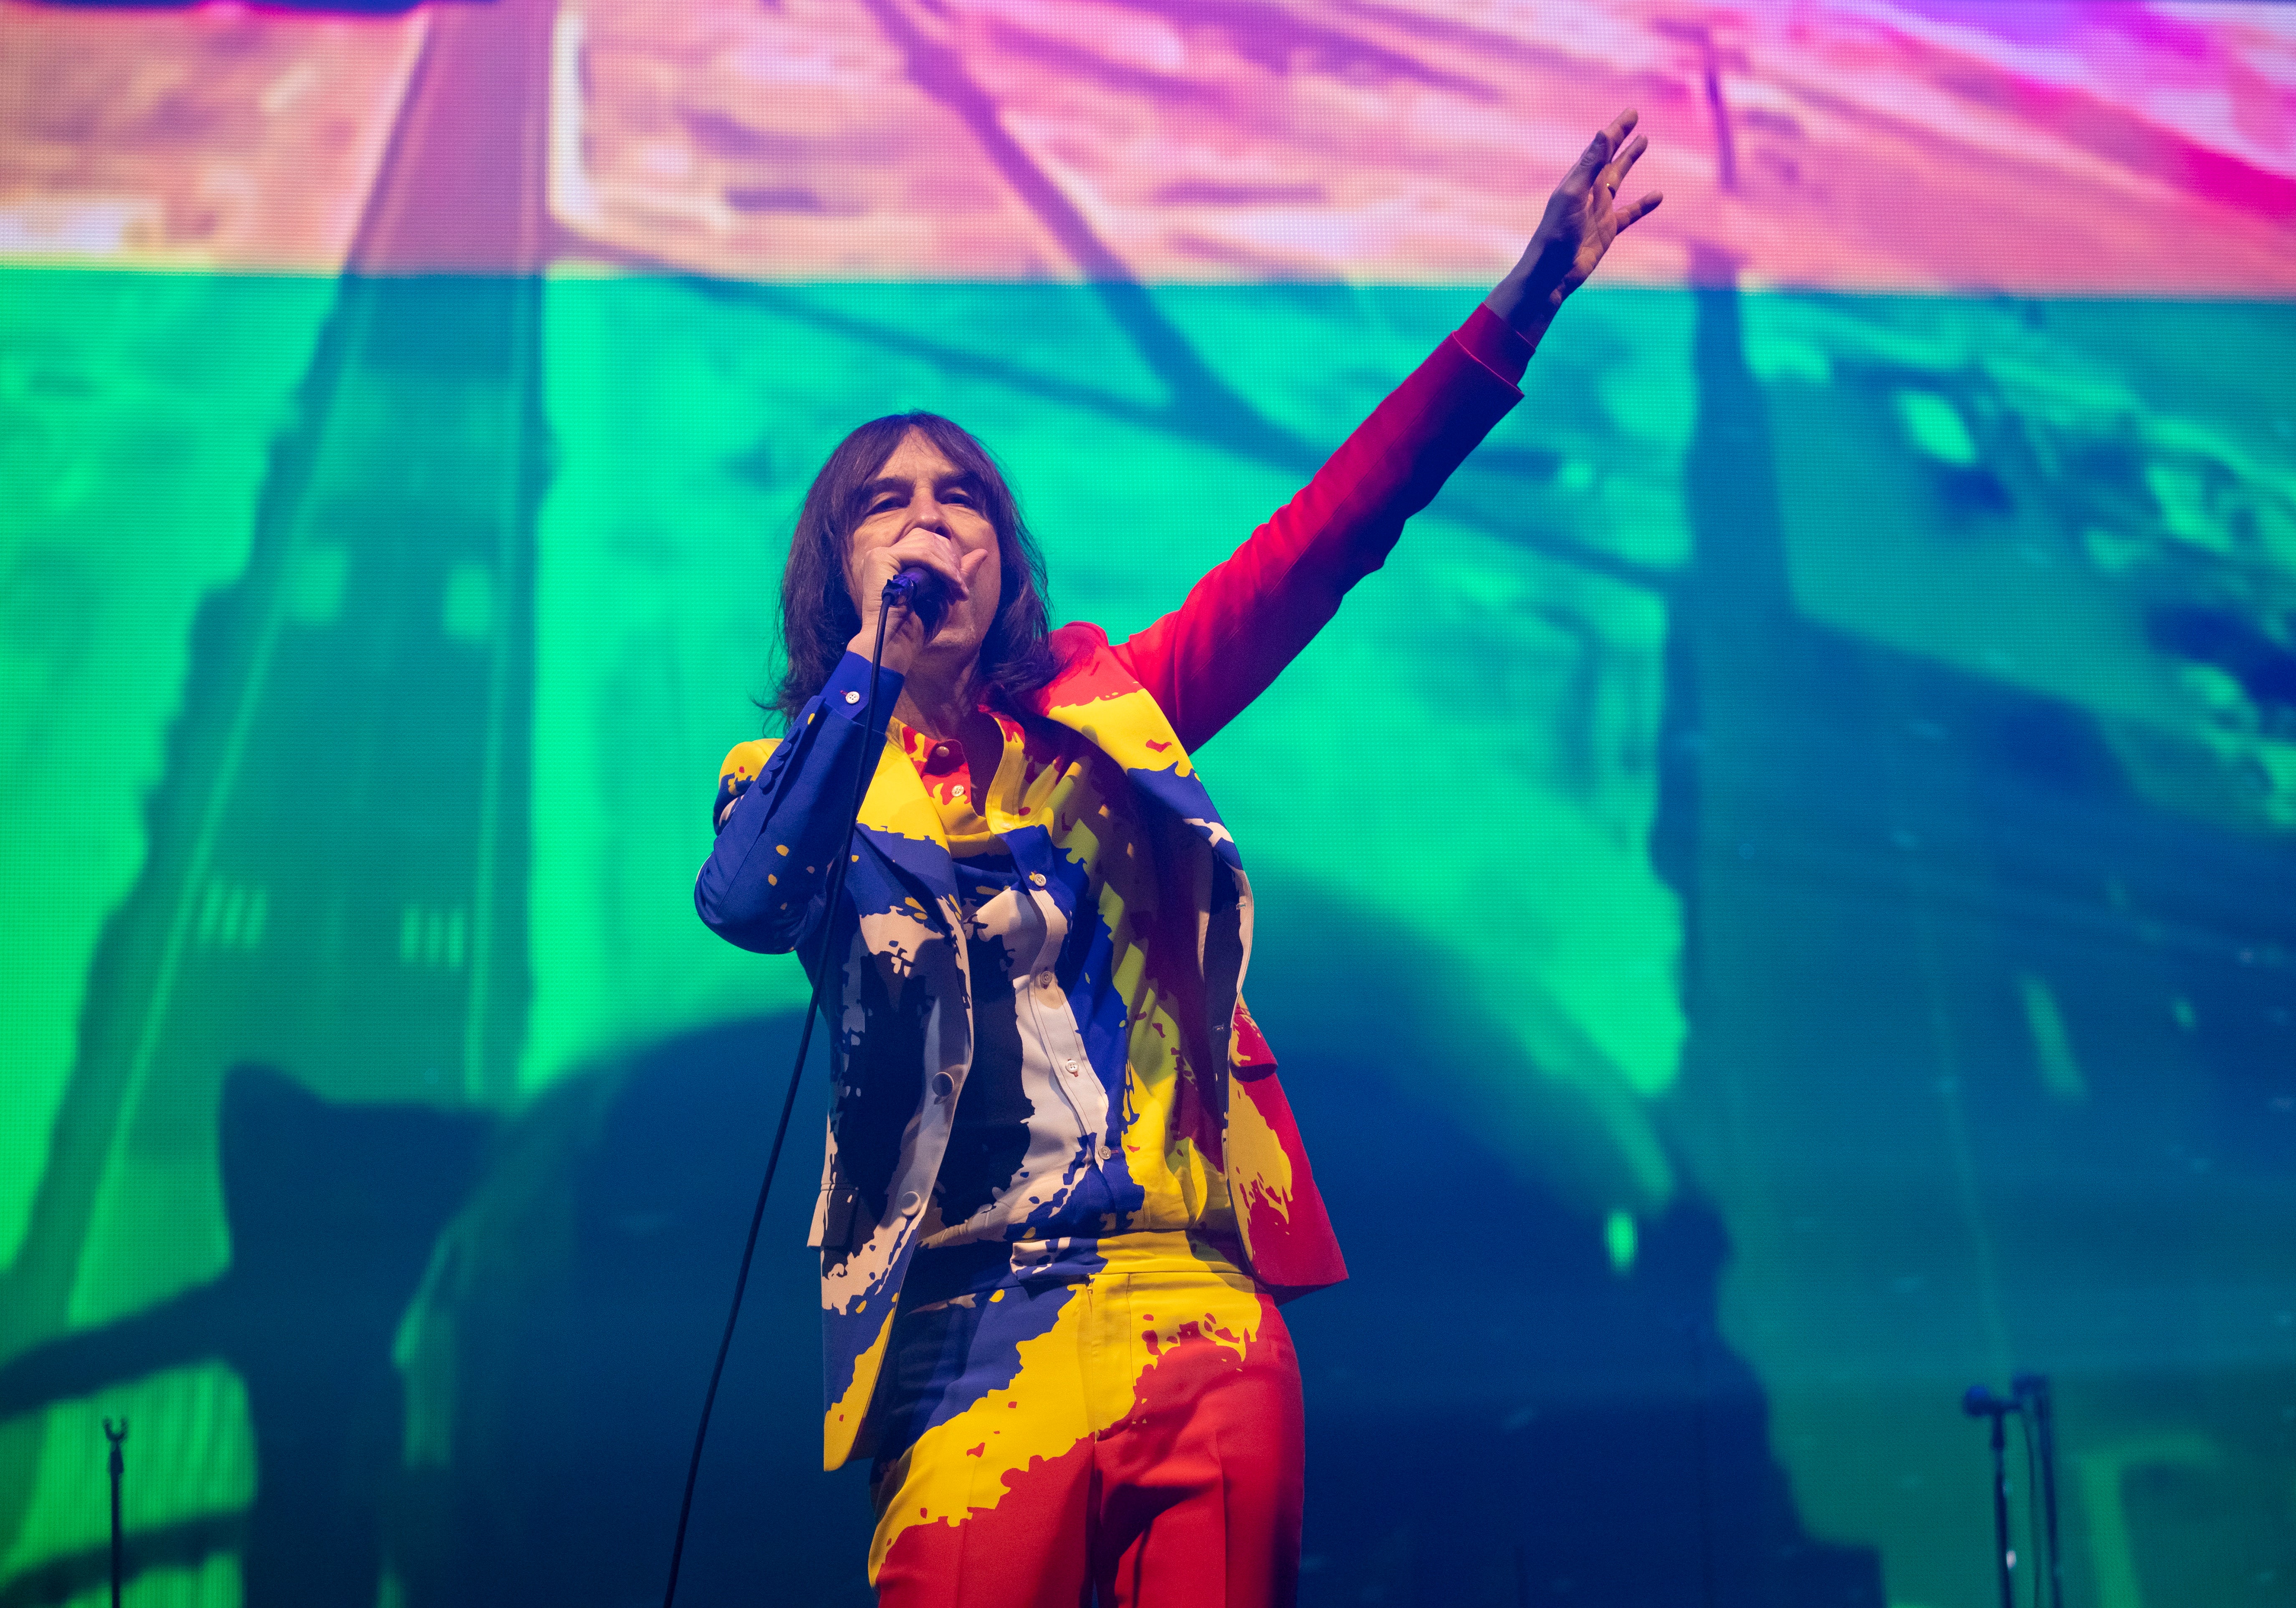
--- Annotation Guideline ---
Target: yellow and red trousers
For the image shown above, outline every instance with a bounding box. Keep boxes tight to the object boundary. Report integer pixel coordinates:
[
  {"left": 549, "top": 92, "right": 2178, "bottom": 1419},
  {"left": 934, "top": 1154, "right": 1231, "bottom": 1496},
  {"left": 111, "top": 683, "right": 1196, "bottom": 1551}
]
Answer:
[{"left": 867, "top": 1232, "right": 1304, "bottom": 1607}]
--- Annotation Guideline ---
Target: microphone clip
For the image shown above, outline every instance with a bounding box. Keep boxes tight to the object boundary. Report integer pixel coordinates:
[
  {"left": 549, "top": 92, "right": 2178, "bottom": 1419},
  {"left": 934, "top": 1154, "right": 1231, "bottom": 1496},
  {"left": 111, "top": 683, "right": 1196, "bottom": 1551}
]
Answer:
[{"left": 882, "top": 568, "right": 951, "bottom": 636}]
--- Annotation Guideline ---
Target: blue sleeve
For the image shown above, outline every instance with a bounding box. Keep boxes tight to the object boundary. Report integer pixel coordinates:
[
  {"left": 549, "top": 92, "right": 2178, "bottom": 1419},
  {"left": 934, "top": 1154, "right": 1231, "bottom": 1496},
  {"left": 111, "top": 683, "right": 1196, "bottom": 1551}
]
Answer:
[{"left": 694, "top": 652, "right": 904, "bottom": 954}]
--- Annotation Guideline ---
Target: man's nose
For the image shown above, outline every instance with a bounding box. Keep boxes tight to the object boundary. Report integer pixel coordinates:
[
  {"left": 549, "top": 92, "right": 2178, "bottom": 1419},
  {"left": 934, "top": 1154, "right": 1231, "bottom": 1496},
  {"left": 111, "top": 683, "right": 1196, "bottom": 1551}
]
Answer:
[{"left": 907, "top": 495, "right": 951, "bottom": 537}]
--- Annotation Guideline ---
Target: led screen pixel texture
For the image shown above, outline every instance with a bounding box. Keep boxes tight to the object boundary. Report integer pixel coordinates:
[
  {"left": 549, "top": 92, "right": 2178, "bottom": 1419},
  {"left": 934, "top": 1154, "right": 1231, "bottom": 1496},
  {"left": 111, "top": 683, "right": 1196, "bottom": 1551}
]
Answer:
[{"left": 2, "top": 3, "right": 2294, "bottom": 1607}]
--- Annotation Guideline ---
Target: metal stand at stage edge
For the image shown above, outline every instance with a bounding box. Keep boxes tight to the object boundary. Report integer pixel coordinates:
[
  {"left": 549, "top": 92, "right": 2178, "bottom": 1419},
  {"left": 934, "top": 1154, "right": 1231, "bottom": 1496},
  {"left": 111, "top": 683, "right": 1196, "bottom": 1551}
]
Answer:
[
  {"left": 1963, "top": 1373, "right": 2063, "bottom": 1608},
  {"left": 103, "top": 1418, "right": 128, "bottom": 1608}
]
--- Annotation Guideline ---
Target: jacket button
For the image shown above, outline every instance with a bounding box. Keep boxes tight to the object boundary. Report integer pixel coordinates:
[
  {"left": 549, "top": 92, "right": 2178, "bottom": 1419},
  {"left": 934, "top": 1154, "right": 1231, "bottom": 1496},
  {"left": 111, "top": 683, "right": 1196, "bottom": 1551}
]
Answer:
[
  {"left": 1029, "top": 872, "right": 1047, "bottom": 886},
  {"left": 898, "top": 1191, "right": 921, "bottom": 1214},
  {"left": 930, "top": 1072, "right": 955, "bottom": 1099}
]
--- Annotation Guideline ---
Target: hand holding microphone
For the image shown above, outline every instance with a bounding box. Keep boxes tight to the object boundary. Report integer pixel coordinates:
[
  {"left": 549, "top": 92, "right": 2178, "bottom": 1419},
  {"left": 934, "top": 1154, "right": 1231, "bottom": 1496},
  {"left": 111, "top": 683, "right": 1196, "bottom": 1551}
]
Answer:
[
  {"left": 883, "top": 566, "right": 953, "bottom": 640},
  {"left": 847, "top": 525, "right": 987, "bottom": 675}
]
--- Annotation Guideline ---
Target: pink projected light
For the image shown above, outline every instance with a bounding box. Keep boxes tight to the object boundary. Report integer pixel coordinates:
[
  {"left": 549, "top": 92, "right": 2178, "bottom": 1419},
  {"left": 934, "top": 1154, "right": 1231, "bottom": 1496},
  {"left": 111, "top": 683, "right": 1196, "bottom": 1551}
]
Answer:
[
  {"left": 3, "top": 0, "right": 2293, "bottom": 293},
  {"left": 0, "top": 3, "right": 429, "bottom": 268}
]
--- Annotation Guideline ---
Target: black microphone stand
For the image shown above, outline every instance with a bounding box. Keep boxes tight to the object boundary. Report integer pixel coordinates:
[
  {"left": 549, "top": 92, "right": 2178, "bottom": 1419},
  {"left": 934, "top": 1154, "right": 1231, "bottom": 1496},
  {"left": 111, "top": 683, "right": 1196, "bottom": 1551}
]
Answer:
[
  {"left": 103, "top": 1418, "right": 128, "bottom": 1608},
  {"left": 659, "top": 579, "right": 911, "bottom": 1608},
  {"left": 2014, "top": 1373, "right": 2064, "bottom": 1608},
  {"left": 1962, "top": 1386, "right": 2019, "bottom": 1608}
]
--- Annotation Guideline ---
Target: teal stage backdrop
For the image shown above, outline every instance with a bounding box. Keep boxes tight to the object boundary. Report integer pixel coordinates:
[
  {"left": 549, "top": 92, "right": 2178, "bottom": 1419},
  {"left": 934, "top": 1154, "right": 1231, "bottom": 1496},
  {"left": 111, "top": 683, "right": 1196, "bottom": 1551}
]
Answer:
[{"left": 3, "top": 3, "right": 2294, "bottom": 1605}]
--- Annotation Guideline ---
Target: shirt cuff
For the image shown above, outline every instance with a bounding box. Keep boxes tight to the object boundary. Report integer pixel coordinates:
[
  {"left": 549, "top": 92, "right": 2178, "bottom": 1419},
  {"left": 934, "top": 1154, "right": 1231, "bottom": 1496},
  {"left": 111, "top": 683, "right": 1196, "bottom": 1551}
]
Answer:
[
  {"left": 820, "top": 649, "right": 903, "bottom": 723},
  {"left": 1453, "top": 301, "right": 1538, "bottom": 387}
]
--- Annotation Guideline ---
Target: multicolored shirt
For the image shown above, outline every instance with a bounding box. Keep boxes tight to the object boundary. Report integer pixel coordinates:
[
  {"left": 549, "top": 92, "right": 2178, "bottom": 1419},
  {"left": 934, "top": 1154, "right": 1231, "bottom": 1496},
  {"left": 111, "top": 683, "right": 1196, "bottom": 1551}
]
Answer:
[
  {"left": 880, "top": 711, "right": 1236, "bottom": 1260},
  {"left": 697, "top": 304, "right": 1535, "bottom": 1468}
]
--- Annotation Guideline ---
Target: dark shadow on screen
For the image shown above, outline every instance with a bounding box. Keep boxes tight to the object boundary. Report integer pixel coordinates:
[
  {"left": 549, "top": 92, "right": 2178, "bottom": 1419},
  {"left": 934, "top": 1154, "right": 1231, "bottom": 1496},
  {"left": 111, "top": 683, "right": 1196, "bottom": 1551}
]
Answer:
[
  {"left": 0, "top": 1065, "right": 487, "bottom": 1608},
  {"left": 377, "top": 964, "right": 1876, "bottom": 1607},
  {"left": 1246, "top": 875, "right": 1886, "bottom": 1608},
  {"left": 0, "top": 980, "right": 1875, "bottom": 1608}
]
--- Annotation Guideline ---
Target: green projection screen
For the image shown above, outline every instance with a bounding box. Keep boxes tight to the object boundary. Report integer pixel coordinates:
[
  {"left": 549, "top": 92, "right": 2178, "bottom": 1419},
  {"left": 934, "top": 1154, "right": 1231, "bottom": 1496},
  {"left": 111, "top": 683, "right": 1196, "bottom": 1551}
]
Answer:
[{"left": 3, "top": 2, "right": 2293, "bottom": 1605}]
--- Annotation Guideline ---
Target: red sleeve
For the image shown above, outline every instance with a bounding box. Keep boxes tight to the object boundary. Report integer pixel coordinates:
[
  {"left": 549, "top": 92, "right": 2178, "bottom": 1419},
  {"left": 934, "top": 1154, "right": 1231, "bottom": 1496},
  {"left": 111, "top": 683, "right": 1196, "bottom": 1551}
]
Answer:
[
  {"left": 1110, "top": 304, "right": 1532, "bottom": 752},
  {"left": 1453, "top": 300, "right": 1537, "bottom": 385}
]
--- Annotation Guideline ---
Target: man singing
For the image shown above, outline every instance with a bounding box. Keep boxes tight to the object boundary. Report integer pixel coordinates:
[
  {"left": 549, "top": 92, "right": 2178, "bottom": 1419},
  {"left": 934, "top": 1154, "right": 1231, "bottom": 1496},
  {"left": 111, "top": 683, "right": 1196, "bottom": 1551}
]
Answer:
[{"left": 696, "top": 111, "right": 1661, "bottom": 1608}]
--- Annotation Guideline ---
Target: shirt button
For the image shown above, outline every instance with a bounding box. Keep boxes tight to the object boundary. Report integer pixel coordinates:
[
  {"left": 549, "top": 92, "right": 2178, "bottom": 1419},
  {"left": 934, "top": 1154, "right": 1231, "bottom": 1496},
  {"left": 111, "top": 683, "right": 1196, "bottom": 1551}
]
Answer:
[
  {"left": 951, "top": 785, "right": 966, "bottom": 800},
  {"left": 933, "top": 744, "right": 951, "bottom": 761},
  {"left": 843, "top": 690, "right": 861, "bottom": 705},
  {"left": 1029, "top": 872, "right": 1047, "bottom": 887},
  {"left": 1063, "top": 1059, "right": 1080, "bottom": 1076},
  {"left": 1096, "top": 1142, "right": 1114, "bottom": 1162}
]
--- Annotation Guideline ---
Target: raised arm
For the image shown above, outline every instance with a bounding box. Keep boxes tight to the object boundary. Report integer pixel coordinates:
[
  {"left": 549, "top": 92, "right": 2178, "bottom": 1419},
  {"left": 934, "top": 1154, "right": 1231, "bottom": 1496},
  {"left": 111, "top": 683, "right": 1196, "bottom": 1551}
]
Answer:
[{"left": 1114, "top": 111, "right": 1661, "bottom": 753}]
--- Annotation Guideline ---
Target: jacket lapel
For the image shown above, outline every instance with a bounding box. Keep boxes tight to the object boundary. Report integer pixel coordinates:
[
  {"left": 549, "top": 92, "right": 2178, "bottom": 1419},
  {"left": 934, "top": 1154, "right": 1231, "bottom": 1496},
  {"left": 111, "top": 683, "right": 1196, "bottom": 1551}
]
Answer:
[
  {"left": 1030, "top": 651, "right": 1252, "bottom": 1110},
  {"left": 851, "top": 724, "right": 959, "bottom": 904}
]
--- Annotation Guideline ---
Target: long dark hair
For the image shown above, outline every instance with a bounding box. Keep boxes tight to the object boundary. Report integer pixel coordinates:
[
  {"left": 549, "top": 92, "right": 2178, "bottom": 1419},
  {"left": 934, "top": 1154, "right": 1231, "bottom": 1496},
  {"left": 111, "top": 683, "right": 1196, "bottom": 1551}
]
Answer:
[{"left": 769, "top": 411, "right": 1059, "bottom": 728}]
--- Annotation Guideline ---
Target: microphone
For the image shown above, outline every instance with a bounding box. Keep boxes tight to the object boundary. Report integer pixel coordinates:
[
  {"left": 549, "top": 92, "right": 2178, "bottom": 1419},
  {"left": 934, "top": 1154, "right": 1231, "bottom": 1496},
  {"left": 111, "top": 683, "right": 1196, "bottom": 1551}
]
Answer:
[
  {"left": 882, "top": 566, "right": 951, "bottom": 636},
  {"left": 1962, "top": 1385, "right": 2018, "bottom": 1419}
]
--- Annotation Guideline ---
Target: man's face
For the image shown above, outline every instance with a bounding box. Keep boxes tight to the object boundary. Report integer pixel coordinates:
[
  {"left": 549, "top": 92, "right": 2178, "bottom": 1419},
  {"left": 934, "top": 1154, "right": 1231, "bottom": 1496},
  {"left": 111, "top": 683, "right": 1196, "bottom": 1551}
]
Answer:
[{"left": 846, "top": 429, "right": 1004, "bottom": 662}]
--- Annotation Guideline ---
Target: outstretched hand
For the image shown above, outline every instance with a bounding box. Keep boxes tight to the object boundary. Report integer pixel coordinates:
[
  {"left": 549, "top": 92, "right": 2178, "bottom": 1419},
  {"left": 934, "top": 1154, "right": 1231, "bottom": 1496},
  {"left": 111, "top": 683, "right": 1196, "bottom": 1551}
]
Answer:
[{"left": 1486, "top": 109, "right": 1662, "bottom": 339}]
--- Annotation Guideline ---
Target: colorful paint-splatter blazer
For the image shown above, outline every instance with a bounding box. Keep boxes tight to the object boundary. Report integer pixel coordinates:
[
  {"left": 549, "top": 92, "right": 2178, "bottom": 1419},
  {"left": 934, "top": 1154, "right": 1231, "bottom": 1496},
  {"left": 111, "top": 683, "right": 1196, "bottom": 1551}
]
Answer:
[{"left": 696, "top": 304, "right": 1534, "bottom": 1469}]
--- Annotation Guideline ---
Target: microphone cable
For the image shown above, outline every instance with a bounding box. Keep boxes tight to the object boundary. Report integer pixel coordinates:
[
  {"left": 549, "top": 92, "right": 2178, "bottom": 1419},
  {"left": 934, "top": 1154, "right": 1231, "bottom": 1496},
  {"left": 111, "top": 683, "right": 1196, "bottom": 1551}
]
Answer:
[{"left": 660, "top": 580, "right": 907, "bottom": 1608}]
